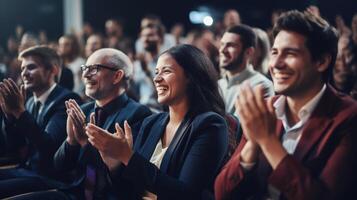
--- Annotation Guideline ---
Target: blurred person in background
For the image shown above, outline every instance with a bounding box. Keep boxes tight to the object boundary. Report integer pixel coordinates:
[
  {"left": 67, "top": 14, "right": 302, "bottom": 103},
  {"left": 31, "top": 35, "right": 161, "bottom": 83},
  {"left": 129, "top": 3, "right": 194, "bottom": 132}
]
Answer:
[
  {"left": 252, "top": 28, "right": 271, "bottom": 77},
  {"left": 133, "top": 24, "right": 164, "bottom": 111},
  {"left": 105, "top": 18, "right": 132, "bottom": 52},
  {"left": 58, "top": 34, "right": 85, "bottom": 96},
  {"left": 218, "top": 25, "right": 274, "bottom": 116},
  {"left": 85, "top": 33, "right": 105, "bottom": 59},
  {"left": 170, "top": 23, "right": 185, "bottom": 45},
  {"left": 135, "top": 14, "right": 176, "bottom": 54}
]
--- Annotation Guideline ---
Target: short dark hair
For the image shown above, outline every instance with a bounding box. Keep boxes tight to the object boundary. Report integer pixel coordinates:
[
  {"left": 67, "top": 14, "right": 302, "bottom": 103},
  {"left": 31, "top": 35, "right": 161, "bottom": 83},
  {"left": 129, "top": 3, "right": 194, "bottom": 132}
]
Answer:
[
  {"left": 163, "top": 44, "right": 226, "bottom": 116},
  {"left": 18, "top": 45, "right": 60, "bottom": 70},
  {"left": 272, "top": 10, "right": 338, "bottom": 82},
  {"left": 226, "top": 24, "right": 257, "bottom": 50}
]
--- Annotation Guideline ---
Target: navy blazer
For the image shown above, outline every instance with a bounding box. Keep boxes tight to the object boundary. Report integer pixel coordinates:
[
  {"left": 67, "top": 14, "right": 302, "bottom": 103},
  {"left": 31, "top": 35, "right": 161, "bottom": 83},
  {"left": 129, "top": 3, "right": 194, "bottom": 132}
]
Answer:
[
  {"left": 3, "top": 85, "right": 81, "bottom": 178},
  {"left": 112, "top": 111, "right": 228, "bottom": 200},
  {"left": 53, "top": 93, "right": 152, "bottom": 196}
]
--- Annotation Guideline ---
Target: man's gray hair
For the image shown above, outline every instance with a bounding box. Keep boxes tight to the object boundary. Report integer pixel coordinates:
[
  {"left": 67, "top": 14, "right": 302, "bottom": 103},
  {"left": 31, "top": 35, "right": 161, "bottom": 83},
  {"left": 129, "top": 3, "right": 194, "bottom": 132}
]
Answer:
[{"left": 92, "top": 48, "right": 133, "bottom": 89}]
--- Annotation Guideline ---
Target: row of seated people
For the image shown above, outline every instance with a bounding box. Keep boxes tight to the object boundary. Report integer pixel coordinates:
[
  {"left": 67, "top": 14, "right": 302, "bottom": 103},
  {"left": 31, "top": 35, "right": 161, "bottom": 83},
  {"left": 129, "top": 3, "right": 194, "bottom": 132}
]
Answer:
[{"left": 0, "top": 10, "right": 356, "bottom": 200}]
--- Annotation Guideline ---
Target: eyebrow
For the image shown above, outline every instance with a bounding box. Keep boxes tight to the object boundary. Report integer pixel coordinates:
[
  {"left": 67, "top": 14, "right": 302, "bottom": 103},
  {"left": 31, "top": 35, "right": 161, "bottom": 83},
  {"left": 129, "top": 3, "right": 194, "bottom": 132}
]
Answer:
[
  {"left": 221, "top": 41, "right": 240, "bottom": 46},
  {"left": 155, "top": 65, "right": 173, "bottom": 71},
  {"left": 271, "top": 47, "right": 302, "bottom": 53}
]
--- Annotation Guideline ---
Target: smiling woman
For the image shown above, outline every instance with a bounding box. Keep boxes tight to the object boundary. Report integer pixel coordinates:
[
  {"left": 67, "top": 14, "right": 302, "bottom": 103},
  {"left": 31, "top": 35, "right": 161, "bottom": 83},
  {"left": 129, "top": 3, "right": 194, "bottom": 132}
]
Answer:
[{"left": 84, "top": 44, "right": 229, "bottom": 199}]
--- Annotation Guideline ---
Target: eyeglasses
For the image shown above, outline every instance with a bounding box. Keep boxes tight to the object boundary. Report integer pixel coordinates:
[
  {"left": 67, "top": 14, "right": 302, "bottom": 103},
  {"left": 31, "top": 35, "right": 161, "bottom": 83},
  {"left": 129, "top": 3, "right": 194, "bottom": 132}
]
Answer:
[{"left": 80, "top": 64, "right": 119, "bottom": 75}]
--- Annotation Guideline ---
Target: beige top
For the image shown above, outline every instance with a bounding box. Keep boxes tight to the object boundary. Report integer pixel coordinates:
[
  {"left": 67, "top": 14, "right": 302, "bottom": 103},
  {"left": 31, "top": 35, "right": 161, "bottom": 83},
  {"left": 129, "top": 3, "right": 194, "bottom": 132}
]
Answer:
[{"left": 142, "top": 140, "right": 169, "bottom": 200}]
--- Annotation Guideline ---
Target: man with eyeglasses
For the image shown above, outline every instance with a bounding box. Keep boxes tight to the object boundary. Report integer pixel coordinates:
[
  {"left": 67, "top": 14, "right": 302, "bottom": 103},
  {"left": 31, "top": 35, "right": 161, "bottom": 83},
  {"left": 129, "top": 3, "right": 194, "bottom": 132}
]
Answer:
[
  {"left": 53, "top": 48, "right": 152, "bottom": 199},
  {"left": 0, "top": 45, "right": 82, "bottom": 198}
]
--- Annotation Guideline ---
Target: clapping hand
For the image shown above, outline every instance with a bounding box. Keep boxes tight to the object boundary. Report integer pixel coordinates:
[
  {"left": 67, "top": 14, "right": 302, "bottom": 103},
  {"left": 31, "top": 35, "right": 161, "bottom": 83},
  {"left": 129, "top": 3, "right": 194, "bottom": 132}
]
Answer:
[
  {"left": 65, "top": 99, "right": 88, "bottom": 147},
  {"left": 0, "top": 78, "right": 26, "bottom": 119},
  {"left": 86, "top": 118, "right": 133, "bottom": 170}
]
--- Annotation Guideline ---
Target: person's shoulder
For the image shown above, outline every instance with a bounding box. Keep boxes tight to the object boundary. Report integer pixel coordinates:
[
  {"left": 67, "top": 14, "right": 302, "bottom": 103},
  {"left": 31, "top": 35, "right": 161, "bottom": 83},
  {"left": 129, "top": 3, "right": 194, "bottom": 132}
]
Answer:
[
  {"left": 140, "top": 112, "right": 167, "bottom": 128},
  {"left": 51, "top": 85, "right": 82, "bottom": 104},
  {"left": 332, "top": 90, "right": 357, "bottom": 115},
  {"left": 250, "top": 70, "right": 272, "bottom": 85},
  {"left": 193, "top": 112, "right": 226, "bottom": 127},
  {"left": 80, "top": 101, "right": 95, "bottom": 113},
  {"left": 126, "top": 97, "right": 152, "bottom": 115}
]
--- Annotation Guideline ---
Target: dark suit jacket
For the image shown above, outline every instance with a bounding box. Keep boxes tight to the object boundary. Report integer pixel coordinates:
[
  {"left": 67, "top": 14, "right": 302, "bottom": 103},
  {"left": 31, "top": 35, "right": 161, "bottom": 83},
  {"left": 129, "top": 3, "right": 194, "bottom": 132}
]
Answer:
[
  {"left": 53, "top": 93, "right": 152, "bottom": 197},
  {"left": 3, "top": 85, "right": 81, "bottom": 178},
  {"left": 215, "top": 86, "right": 357, "bottom": 200},
  {"left": 111, "top": 111, "right": 228, "bottom": 200}
]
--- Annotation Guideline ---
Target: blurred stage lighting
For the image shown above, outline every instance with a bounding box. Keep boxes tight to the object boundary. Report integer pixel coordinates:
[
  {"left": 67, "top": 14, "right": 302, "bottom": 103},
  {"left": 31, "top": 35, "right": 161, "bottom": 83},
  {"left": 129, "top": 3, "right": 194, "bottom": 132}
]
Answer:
[
  {"left": 203, "top": 16, "right": 213, "bottom": 26},
  {"left": 189, "top": 10, "right": 214, "bottom": 26}
]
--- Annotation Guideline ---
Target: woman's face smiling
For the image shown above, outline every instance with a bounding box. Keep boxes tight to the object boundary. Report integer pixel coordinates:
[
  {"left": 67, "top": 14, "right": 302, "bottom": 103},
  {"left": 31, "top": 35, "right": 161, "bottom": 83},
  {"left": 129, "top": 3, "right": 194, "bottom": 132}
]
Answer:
[{"left": 153, "top": 53, "right": 189, "bottom": 106}]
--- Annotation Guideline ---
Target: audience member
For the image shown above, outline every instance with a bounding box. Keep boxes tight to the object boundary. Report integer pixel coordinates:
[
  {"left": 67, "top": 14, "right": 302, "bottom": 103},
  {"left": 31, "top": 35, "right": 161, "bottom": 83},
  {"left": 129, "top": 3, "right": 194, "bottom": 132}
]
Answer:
[
  {"left": 215, "top": 10, "right": 357, "bottom": 200},
  {"left": 133, "top": 24, "right": 164, "bottom": 110},
  {"left": 218, "top": 25, "right": 274, "bottom": 116},
  {"left": 53, "top": 48, "right": 151, "bottom": 199},
  {"left": 85, "top": 44, "right": 228, "bottom": 199},
  {"left": 0, "top": 46, "right": 82, "bottom": 198},
  {"left": 58, "top": 34, "right": 85, "bottom": 95}
]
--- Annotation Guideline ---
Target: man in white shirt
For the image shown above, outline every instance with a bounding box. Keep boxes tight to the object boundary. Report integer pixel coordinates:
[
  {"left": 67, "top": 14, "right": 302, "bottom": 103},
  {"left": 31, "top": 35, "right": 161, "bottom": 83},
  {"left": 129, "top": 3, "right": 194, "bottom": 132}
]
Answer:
[
  {"left": 215, "top": 10, "right": 357, "bottom": 200},
  {"left": 218, "top": 24, "right": 274, "bottom": 116}
]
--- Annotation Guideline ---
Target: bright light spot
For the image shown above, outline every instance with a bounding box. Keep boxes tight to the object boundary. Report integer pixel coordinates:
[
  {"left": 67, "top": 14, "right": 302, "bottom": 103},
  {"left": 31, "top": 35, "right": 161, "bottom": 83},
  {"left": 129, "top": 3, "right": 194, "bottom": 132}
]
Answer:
[
  {"left": 189, "top": 11, "right": 203, "bottom": 24},
  {"left": 203, "top": 16, "right": 213, "bottom": 26}
]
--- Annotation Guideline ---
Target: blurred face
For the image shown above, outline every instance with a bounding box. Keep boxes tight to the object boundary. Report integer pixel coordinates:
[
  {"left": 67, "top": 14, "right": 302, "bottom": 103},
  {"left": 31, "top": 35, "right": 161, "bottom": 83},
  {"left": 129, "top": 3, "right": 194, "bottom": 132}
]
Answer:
[
  {"left": 269, "top": 30, "right": 322, "bottom": 96},
  {"left": 21, "top": 56, "right": 53, "bottom": 94},
  {"left": 141, "top": 27, "right": 161, "bottom": 52},
  {"left": 333, "top": 57, "right": 351, "bottom": 90},
  {"left": 58, "top": 37, "right": 72, "bottom": 57},
  {"left": 85, "top": 35, "right": 103, "bottom": 58},
  {"left": 219, "top": 32, "right": 245, "bottom": 71},
  {"left": 153, "top": 53, "right": 188, "bottom": 106},
  {"left": 83, "top": 53, "right": 119, "bottom": 101},
  {"left": 105, "top": 20, "right": 122, "bottom": 37},
  {"left": 224, "top": 10, "right": 241, "bottom": 28},
  {"left": 141, "top": 18, "right": 159, "bottom": 28}
]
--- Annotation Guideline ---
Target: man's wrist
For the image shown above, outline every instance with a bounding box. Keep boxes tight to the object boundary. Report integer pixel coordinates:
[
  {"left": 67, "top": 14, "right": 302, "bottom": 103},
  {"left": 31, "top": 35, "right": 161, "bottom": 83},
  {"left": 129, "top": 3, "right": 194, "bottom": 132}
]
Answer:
[
  {"left": 66, "top": 137, "right": 78, "bottom": 146},
  {"left": 12, "top": 108, "right": 26, "bottom": 119}
]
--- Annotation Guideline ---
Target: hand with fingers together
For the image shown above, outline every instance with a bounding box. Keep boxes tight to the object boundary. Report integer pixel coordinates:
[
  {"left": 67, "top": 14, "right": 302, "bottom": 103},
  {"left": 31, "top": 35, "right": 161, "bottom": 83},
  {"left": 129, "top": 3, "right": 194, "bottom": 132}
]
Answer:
[
  {"left": 234, "top": 82, "right": 278, "bottom": 164},
  {"left": 65, "top": 99, "right": 88, "bottom": 147},
  {"left": 0, "top": 78, "right": 26, "bottom": 119},
  {"left": 86, "top": 119, "right": 133, "bottom": 170},
  {"left": 235, "top": 82, "right": 277, "bottom": 146}
]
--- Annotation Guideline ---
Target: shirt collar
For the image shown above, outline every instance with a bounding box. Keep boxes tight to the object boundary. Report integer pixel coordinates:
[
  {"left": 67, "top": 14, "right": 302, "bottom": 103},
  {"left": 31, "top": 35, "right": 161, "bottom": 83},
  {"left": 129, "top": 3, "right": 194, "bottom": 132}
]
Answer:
[
  {"left": 274, "top": 84, "right": 326, "bottom": 129},
  {"left": 33, "top": 84, "right": 57, "bottom": 105}
]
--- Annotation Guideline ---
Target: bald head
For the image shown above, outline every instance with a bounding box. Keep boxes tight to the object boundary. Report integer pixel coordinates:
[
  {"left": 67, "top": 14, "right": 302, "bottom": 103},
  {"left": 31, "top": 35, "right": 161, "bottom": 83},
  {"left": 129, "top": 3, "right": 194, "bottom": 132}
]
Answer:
[{"left": 88, "top": 48, "right": 133, "bottom": 80}]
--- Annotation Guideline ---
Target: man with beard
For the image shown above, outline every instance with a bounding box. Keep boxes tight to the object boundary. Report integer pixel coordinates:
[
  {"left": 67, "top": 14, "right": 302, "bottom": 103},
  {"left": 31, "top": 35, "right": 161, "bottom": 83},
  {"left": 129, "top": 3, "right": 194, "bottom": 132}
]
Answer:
[
  {"left": 218, "top": 25, "right": 274, "bottom": 116},
  {"left": 133, "top": 24, "right": 164, "bottom": 111},
  {"left": 215, "top": 10, "right": 357, "bottom": 200}
]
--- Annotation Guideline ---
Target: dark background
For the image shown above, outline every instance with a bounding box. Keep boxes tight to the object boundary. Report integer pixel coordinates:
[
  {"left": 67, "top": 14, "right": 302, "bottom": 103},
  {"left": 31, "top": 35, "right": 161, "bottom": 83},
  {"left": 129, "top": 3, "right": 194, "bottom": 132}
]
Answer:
[{"left": 0, "top": 0, "right": 356, "bottom": 46}]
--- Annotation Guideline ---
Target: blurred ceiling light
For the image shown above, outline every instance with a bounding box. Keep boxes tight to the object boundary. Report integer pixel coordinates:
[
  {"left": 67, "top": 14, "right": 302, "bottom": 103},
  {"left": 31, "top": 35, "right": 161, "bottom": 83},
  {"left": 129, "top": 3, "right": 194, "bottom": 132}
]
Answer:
[
  {"left": 203, "top": 16, "right": 213, "bottom": 26},
  {"left": 189, "top": 10, "right": 214, "bottom": 26}
]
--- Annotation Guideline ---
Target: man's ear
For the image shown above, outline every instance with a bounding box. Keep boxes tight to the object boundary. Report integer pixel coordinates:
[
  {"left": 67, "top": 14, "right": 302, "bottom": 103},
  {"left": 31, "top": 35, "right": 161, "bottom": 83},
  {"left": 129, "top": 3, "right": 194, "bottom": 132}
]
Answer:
[
  {"left": 113, "top": 69, "right": 125, "bottom": 84},
  {"left": 244, "top": 47, "right": 255, "bottom": 60},
  {"left": 52, "top": 65, "right": 60, "bottom": 82},
  {"left": 316, "top": 54, "right": 332, "bottom": 73}
]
